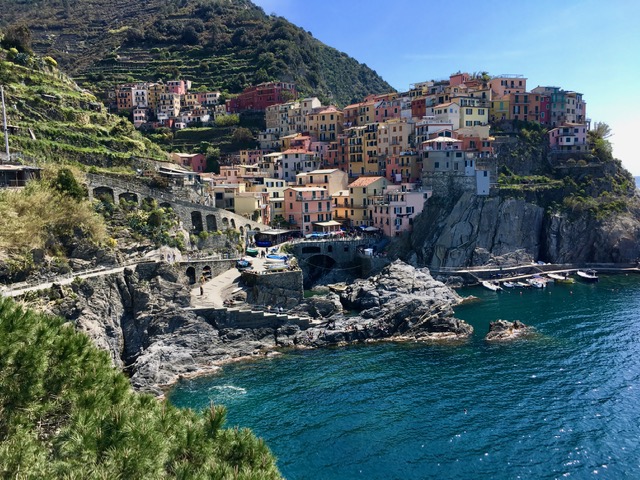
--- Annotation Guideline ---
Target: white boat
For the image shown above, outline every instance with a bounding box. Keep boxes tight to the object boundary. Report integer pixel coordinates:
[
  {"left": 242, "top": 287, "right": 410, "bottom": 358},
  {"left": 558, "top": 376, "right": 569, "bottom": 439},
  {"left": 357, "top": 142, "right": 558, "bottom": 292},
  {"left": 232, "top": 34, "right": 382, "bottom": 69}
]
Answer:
[
  {"left": 481, "top": 281, "right": 502, "bottom": 292},
  {"left": 502, "top": 281, "right": 516, "bottom": 288},
  {"left": 527, "top": 278, "right": 545, "bottom": 288},
  {"left": 515, "top": 281, "right": 531, "bottom": 288},
  {"left": 576, "top": 269, "right": 599, "bottom": 282}
]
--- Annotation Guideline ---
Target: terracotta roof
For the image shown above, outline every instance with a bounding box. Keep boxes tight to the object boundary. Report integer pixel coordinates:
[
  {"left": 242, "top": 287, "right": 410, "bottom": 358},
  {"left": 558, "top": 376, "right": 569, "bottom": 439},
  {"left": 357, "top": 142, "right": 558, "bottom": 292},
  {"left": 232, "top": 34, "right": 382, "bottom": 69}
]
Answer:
[
  {"left": 348, "top": 176, "right": 385, "bottom": 188},
  {"left": 282, "top": 149, "right": 314, "bottom": 155}
]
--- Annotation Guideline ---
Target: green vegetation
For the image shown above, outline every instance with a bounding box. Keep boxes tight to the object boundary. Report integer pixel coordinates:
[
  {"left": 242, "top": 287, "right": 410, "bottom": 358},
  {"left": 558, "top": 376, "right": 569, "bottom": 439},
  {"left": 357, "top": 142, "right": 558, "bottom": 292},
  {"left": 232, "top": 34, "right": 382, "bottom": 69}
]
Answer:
[
  {"left": 0, "top": 49, "right": 168, "bottom": 167},
  {"left": 494, "top": 120, "right": 636, "bottom": 216},
  {"left": 0, "top": 171, "right": 106, "bottom": 255},
  {"left": 97, "top": 195, "right": 186, "bottom": 250},
  {"left": 0, "top": 0, "right": 393, "bottom": 106},
  {"left": 0, "top": 297, "right": 282, "bottom": 478}
]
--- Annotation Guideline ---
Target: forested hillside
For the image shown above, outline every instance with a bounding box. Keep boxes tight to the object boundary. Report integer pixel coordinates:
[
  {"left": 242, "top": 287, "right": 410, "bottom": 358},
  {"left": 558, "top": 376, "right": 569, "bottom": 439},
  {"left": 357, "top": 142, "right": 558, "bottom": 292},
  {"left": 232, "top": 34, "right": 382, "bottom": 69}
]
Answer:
[{"left": 0, "top": 0, "right": 394, "bottom": 106}]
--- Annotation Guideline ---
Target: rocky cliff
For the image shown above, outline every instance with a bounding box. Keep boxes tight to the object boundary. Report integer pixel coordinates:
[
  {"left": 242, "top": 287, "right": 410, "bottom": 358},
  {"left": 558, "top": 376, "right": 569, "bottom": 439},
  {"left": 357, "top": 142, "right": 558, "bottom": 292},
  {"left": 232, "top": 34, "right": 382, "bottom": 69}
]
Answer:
[
  {"left": 410, "top": 189, "right": 640, "bottom": 269},
  {"left": 42, "top": 260, "right": 469, "bottom": 395}
]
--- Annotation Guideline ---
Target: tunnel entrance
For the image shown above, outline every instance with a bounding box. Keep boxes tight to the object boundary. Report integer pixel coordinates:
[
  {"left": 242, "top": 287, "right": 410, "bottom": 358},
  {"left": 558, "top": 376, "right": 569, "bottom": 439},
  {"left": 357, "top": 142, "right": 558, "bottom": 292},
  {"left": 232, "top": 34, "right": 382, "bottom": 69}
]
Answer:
[{"left": 303, "top": 254, "right": 337, "bottom": 287}]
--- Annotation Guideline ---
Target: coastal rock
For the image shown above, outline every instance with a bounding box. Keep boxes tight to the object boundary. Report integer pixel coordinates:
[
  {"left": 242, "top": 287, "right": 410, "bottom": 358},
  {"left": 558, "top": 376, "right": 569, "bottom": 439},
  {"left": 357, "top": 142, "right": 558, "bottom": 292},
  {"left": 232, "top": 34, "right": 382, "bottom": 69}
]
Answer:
[
  {"left": 43, "top": 259, "right": 470, "bottom": 394},
  {"left": 485, "top": 320, "right": 533, "bottom": 341},
  {"left": 411, "top": 190, "right": 640, "bottom": 268}
]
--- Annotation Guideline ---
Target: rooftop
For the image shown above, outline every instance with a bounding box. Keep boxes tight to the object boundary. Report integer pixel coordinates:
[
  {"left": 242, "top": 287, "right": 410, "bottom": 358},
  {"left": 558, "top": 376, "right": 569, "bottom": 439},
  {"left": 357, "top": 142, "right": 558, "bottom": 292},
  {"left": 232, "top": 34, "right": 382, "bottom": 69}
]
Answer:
[{"left": 348, "top": 176, "right": 385, "bottom": 188}]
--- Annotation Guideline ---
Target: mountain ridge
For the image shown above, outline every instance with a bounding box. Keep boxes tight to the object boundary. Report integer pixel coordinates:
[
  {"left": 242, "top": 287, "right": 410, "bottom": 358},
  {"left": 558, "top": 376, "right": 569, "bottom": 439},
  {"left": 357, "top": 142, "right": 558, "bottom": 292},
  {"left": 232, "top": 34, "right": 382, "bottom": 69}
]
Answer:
[{"left": 0, "top": 0, "right": 394, "bottom": 106}]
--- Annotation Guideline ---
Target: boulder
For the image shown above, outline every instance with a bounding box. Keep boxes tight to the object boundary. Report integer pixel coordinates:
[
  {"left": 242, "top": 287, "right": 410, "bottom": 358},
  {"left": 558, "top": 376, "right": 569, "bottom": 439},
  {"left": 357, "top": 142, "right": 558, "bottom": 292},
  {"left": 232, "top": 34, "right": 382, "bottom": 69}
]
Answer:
[{"left": 485, "top": 320, "right": 533, "bottom": 341}]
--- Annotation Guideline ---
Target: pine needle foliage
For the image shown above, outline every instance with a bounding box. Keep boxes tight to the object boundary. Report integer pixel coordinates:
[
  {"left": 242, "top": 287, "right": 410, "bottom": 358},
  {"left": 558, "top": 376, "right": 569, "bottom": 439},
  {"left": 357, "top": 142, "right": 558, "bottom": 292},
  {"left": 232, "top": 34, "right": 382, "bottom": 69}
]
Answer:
[{"left": 0, "top": 297, "right": 282, "bottom": 479}]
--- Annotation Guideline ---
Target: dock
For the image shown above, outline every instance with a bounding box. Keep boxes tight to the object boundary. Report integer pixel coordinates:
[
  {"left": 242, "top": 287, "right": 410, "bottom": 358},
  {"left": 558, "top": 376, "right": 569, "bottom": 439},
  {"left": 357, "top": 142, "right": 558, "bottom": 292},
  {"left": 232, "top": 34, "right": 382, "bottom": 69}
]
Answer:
[{"left": 432, "top": 262, "right": 640, "bottom": 286}]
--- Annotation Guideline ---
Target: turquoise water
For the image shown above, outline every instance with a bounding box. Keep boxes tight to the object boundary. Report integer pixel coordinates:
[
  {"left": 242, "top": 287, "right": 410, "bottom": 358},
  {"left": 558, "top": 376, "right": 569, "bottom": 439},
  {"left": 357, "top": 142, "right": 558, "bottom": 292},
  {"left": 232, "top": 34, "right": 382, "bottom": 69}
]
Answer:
[{"left": 169, "top": 275, "right": 640, "bottom": 479}]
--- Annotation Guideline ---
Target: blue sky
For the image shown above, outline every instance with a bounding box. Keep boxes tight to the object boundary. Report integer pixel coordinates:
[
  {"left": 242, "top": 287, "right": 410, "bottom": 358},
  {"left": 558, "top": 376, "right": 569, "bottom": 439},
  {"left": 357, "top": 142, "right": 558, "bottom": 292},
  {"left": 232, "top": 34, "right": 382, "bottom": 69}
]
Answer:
[{"left": 253, "top": 0, "right": 640, "bottom": 174}]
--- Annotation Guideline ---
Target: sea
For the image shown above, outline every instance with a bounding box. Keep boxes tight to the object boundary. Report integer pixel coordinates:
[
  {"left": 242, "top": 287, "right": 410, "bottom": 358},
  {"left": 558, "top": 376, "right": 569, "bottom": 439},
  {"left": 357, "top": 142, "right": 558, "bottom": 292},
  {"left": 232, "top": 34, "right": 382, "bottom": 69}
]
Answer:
[{"left": 169, "top": 274, "right": 640, "bottom": 479}]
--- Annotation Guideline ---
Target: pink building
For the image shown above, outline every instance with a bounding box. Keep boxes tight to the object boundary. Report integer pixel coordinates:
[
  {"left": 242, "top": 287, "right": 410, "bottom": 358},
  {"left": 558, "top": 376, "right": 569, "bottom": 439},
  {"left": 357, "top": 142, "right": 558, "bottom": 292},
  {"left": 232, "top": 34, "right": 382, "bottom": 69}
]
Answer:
[
  {"left": 375, "top": 99, "right": 402, "bottom": 123},
  {"left": 171, "top": 153, "right": 206, "bottom": 172},
  {"left": 167, "top": 80, "right": 190, "bottom": 96},
  {"left": 284, "top": 187, "right": 333, "bottom": 234},
  {"left": 548, "top": 123, "right": 588, "bottom": 152},
  {"left": 370, "top": 184, "right": 426, "bottom": 237}
]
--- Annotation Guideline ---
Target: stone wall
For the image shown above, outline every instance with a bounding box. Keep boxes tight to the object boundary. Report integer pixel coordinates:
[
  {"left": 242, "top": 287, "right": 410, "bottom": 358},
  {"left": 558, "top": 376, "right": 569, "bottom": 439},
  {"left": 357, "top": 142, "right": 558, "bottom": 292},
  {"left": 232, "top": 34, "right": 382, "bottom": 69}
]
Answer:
[
  {"left": 422, "top": 172, "right": 477, "bottom": 198},
  {"left": 241, "top": 270, "right": 304, "bottom": 308},
  {"left": 86, "top": 173, "right": 266, "bottom": 235}
]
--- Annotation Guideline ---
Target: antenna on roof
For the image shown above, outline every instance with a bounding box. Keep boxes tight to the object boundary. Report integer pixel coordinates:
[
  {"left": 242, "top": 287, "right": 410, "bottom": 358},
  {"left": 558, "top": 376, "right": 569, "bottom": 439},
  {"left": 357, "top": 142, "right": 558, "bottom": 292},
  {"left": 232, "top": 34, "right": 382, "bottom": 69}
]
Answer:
[{"left": 1, "top": 85, "right": 9, "bottom": 164}]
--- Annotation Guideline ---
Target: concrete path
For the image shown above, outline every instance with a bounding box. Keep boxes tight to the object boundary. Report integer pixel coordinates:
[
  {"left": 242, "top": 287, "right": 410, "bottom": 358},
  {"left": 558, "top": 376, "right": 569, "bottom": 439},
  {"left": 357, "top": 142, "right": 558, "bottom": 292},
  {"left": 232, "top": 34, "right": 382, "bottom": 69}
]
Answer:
[
  {"left": 3, "top": 265, "right": 131, "bottom": 298},
  {"left": 190, "top": 256, "right": 270, "bottom": 308}
]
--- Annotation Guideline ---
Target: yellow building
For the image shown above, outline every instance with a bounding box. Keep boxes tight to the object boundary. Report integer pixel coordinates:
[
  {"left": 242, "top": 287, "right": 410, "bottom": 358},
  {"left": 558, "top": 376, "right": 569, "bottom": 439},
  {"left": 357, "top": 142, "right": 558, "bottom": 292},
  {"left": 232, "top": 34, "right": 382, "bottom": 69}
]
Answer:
[
  {"left": 377, "top": 118, "right": 412, "bottom": 157},
  {"left": 347, "top": 176, "right": 387, "bottom": 226},
  {"left": 363, "top": 124, "right": 381, "bottom": 176},
  {"left": 490, "top": 96, "right": 510, "bottom": 122},
  {"left": 347, "top": 126, "right": 365, "bottom": 177},
  {"left": 183, "top": 93, "right": 200, "bottom": 109},
  {"left": 332, "top": 189, "right": 351, "bottom": 225},
  {"left": 307, "top": 106, "right": 344, "bottom": 142},
  {"left": 455, "top": 98, "right": 489, "bottom": 128},
  {"left": 147, "top": 83, "right": 166, "bottom": 111}
]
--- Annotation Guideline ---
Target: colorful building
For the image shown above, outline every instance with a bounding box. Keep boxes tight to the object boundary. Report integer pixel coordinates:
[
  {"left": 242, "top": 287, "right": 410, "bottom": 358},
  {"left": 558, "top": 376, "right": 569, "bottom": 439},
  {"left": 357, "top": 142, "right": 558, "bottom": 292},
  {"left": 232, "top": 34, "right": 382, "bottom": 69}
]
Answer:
[
  {"left": 548, "top": 123, "right": 588, "bottom": 152},
  {"left": 308, "top": 106, "right": 344, "bottom": 142},
  {"left": 347, "top": 176, "right": 387, "bottom": 227},
  {"left": 489, "top": 75, "right": 527, "bottom": 97},
  {"left": 283, "top": 187, "right": 333, "bottom": 234},
  {"left": 226, "top": 82, "right": 297, "bottom": 113},
  {"left": 370, "top": 183, "right": 427, "bottom": 236},
  {"left": 171, "top": 153, "right": 207, "bottom": 172},
  {"left": 296, "top": 168, "right": 348, "bottom": 196}
]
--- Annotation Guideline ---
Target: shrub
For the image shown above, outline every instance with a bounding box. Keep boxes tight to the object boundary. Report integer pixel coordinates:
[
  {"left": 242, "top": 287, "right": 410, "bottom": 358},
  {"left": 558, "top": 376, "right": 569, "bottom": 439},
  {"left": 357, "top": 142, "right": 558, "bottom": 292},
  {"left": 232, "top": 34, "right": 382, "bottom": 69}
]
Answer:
[{"left": 0, "top": 298, "right": 282, "bottom": 478}]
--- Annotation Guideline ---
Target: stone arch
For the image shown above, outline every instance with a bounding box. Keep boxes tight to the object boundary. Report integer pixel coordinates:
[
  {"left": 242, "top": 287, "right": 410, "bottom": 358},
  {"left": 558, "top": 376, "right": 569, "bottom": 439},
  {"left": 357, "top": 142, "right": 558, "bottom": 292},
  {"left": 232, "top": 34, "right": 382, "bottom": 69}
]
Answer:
[
  {"left": 93, "top": 186, "right": 114, "bottom": 204},
  {"left": 186, "top": 266, "right": 196, "bottom": 284},
  {"left": 239, "top": 226, "right": 244, "bottom": 236},
  {"left": 304, "top": 254, "right": 337, "bottom": 286},
  {"left": 206, "top": 214, "right": 217, "bottom": 232},
  {"left": 230, "top": 218, "right": 236, "bottom": 229},
  {"left": 191, "top": 211, "right": 204, "bottom": 233},
  {"left": 159, "top": 202, "right": 172, "bottom": 210},
  {"left": 245, "top": 224, "right": 252, "bottom": 232},
  {"left": 202, "top": 265, "right": 212, "bottom": 279},
  {"left": 254, "top": 227, "right": 260, "bottom": 232},
  {"left": 118, "top": 192, "right": 139, "bottom": 205},
  {"left": 222, "top": 217, "right": 229, "bottom": 228}
]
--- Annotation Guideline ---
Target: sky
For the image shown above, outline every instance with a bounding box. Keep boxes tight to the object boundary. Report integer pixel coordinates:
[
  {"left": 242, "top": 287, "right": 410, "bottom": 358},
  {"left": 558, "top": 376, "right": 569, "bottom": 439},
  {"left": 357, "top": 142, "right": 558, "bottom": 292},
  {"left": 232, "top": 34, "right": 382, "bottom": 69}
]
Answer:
[{"left": 253, "top": 0, "right": 640, "bottom": 174}]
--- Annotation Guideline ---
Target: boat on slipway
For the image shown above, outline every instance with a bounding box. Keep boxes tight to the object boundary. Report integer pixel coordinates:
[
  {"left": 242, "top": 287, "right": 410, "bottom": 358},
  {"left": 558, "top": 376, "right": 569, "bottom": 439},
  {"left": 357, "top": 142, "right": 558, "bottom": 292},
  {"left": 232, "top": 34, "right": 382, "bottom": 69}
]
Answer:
[
  {"left": 547, "top": 273, "right": 575, "bottom": 284},
  {"left": 481, "top": 281, "right": 502, "bottom": 292},
  {"left": 576, "top": 269, "right": 599, "bottom": 282}
]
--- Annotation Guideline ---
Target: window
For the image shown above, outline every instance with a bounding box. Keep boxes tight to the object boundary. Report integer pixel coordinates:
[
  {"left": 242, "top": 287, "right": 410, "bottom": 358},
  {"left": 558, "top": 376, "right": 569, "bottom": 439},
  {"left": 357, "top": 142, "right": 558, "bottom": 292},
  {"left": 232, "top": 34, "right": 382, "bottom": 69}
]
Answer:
[
  {"left": 303, "top": 215, "right": 310, "bottom": 222},
  {"left": 466, "top": 108, "right": 473, "bottom": 115}
]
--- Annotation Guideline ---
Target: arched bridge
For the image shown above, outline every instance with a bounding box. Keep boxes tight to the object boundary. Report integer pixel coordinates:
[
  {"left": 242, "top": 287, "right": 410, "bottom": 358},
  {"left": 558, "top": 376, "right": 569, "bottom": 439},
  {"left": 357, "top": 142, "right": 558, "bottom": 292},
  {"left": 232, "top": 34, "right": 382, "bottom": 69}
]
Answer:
[
  {"left": 86, "top": 173, "right": 266, "bottom": 237},
  {"left": 289, "top": 238, "right": 372, "bottom": 285}
]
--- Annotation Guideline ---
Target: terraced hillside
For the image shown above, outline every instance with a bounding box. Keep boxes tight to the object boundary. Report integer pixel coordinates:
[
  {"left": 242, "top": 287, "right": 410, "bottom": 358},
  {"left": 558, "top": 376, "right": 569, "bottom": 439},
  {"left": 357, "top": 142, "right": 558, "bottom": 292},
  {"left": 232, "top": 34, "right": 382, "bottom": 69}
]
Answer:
[
  {"left": 0, "top": 50, "right": 168, "bottom": 168},
  {"left": 0, "top": 0, "right": 394, "bottom": 106}
]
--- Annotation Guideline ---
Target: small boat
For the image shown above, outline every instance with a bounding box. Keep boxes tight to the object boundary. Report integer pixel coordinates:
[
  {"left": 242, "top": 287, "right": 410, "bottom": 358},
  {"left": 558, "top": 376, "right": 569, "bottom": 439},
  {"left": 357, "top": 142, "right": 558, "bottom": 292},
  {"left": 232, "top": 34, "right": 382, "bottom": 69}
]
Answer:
[
  {"left": 576, "top": 269, "right": 599, "bottom": 282},
  {"left": 527, "top": 278, "right": 545, "bottom": 288},
  {"left": 245, "top": 247, "right": 259, "bottom": 257},
  {"left": 266, "top": 253, "right": 288, "bottom": 261},
  {"left": 515, "top": 281, "right": 531, "bottom": 288},
  {"left": 548, "top": 273, "right": 575, "bottom": 284},
  {"left": 502, "top": 281, "right": 516, "bottom": 288},
  {"left": 481, "top": 281, "right": 502, "bottom": 292}
]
